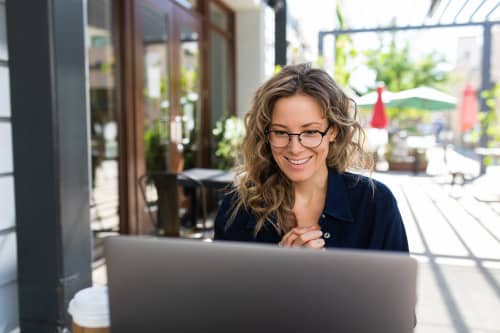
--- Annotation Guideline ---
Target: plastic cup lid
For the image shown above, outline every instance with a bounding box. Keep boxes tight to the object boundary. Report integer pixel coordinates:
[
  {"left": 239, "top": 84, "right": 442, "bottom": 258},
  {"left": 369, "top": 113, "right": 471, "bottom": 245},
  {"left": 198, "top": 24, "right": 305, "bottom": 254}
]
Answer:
[{"left": 68, "top": 286, "right": 110, "bottom": 328}]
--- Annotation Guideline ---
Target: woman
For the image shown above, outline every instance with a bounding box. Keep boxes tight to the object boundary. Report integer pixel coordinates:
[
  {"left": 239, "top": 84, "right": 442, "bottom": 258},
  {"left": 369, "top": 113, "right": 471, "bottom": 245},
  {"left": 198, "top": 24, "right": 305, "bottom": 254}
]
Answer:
[{"left": 214, "top": 63, "right": 408, "bottom": 252}]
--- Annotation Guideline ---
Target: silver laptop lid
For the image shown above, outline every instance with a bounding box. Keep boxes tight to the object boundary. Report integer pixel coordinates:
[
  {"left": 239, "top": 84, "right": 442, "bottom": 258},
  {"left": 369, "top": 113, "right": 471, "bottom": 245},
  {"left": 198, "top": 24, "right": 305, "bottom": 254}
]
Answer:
[{"left": 105, "top": 236, "right": 417, "bottom": 333}]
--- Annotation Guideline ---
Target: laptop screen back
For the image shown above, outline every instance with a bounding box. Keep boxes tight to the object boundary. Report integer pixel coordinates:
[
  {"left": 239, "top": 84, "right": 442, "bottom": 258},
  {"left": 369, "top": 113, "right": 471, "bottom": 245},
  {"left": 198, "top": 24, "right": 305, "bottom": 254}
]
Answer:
[{"left": 105, "top": 236, "right": 417, "bottom": 333}]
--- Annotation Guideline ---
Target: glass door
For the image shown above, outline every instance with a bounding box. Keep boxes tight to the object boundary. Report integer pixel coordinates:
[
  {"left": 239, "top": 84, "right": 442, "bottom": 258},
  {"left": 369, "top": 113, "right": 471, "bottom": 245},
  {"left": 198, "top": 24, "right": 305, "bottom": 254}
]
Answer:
[
  {"left": 137, "top": 0, "right": 203, "bottom": 234},
  {"left": 176, "top": 10, "right": 202, "bottom": 170},
  {"left": 139, "top": 0, "right": 202, "bottom": 173},
  {"left": 140, "top": 1, "right": 171, "bottom": 173},
  {"left": 87, "top": 0, "right": 120, "bottom": 246}
]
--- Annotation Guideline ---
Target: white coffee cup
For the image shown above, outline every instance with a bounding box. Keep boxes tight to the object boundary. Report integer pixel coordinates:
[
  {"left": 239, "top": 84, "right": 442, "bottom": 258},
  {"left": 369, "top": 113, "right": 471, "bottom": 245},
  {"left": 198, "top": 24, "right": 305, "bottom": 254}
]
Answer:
[{"left": 68, "top": 286, "right": 110, "bottom": 332}]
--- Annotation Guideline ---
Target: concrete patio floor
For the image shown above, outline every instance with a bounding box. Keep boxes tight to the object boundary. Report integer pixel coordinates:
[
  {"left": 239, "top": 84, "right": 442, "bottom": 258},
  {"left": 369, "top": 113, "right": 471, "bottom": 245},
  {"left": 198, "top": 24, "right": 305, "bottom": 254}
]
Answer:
[
  {"left": 375, "top": 171, "right": 500, "bottom": 333},
  {"left": 93, "top": 147, "right": 500, "bottom": 333}
]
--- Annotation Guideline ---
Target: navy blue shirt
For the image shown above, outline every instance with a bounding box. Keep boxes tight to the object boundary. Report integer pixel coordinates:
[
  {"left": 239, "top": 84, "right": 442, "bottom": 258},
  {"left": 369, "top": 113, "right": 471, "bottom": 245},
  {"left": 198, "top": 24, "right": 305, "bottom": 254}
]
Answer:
[{"left": 214, "top": 169, "right": 409, "bottom": 253}]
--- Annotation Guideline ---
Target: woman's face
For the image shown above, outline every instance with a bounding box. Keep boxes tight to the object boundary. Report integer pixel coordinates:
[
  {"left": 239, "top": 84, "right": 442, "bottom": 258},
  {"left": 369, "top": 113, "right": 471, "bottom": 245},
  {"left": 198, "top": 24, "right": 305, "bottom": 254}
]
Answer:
[{"left": 269, "top": 94, "right": 337, "bottom": 185}]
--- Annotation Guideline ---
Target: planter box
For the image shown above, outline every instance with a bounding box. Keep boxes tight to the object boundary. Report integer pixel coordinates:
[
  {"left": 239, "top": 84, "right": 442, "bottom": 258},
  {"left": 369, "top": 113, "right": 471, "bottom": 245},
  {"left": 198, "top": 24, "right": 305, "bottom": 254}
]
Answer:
[{"left": 388, "top": 160, "right": 428, "bottom": 172}]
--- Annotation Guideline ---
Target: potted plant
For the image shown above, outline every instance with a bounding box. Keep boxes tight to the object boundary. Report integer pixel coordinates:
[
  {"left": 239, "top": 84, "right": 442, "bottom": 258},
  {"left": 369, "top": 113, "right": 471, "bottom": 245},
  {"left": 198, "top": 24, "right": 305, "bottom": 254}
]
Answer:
[
  {"left": 145, "top": 119, "right": 168, "bottom": 172},
  {"left": 143, "top": 119, "right": 182, "bottom": 237},
  {"left": 212, "top": 114, "right": 245, "bottom": 170},
  {"left": 386, "top": 131, "right": 428, "bottom": 173}
]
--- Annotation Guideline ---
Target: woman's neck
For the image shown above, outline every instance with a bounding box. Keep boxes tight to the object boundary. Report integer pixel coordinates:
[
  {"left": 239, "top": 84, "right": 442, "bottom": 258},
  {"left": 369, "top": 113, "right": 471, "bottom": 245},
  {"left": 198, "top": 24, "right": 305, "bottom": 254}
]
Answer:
[{"left": 293, "top": 165, "right": 329, "bottom": 202}]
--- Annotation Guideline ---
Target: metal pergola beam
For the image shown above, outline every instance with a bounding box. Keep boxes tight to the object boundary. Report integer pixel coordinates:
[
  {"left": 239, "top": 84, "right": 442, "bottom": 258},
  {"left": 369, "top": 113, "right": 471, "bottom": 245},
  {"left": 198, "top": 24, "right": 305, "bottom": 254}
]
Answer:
[
  {"left": 268, "top": 0, "right": 287, "bottom": 67},
  {"left": 437, "top": 0, "right": 452, "bottom": 23},
  {"left": 471, "top": 0, "right": 489, "bottom": 20},
  {"left": 454, "top": 0, "right": 470, "bottom": 23},
  {"left": 318, "top": 20, "right": 500, "bottom": 41},
  {"left": 479, "top": 22, "right": 493, "bottom": 174}
]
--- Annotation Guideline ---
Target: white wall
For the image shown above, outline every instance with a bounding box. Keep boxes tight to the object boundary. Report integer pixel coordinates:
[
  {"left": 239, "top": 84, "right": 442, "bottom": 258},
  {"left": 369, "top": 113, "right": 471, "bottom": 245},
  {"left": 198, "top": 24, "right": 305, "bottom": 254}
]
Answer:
[
  {"left": 0, "top": 0, "right": 19, "bottom": 331},
  {"left": 235, "top": 3, "right": 274, "bottom": 117}
]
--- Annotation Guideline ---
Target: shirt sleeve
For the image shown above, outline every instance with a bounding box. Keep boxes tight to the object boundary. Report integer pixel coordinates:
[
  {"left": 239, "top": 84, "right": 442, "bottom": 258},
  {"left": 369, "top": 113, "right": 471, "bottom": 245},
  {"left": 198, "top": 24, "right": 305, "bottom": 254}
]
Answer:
[
  {"left": 373, "top": 183, "right": 410, "bottom": 253},
  {"left": 214, "top": 190, "right": 263, "bottom": 243},
  {"left": 213, "top": 192, "right": 235, "bottom": 241},
  {"left": 383, "top": 197, "right": 409, "bottom": 253}
]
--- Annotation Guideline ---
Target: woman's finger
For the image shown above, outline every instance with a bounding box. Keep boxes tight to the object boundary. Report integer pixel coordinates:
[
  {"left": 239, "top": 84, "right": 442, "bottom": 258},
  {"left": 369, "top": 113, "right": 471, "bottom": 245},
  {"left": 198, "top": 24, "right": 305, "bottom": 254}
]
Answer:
[
  {"left": 291, "top": 229, "right": 323, "bottom": 247},
  {"left": 279, "top": 225, "right": 321, "bottom": 247},
  {"left": 303, "top": 238, "right": 325, "bottom": 250},
  {"left": 279, "top": 229, "right": 299, "bottom": 247},
  {"left": 279, "top": 226, "right": 311, "bottom": 247},
  {"left": 281, "top": 232, "right": 298, "bottom": 247}
]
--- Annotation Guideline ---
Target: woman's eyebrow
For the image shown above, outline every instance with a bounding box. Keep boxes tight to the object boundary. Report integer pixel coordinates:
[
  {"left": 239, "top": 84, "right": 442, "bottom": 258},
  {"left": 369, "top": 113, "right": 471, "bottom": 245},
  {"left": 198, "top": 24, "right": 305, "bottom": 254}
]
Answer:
[
  {"left": 270, "top": 122, "right": 323, "bottom": 129},
  {"left": 269, "top": 123, "right": 289, "bottom": 129},
  {"left": 300, "top": 122, "right": 323, "bottom": 128}
]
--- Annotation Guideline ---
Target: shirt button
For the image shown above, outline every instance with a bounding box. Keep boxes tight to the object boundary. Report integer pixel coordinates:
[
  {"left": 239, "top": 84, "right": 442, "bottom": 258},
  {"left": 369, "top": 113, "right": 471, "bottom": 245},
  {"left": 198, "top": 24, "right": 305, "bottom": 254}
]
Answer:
[
  {"left": 321, "top": 214, "right": 326, "bottom": 219},
  {"left": 323, "top": 232, "right": 331, "bottom": 239}
]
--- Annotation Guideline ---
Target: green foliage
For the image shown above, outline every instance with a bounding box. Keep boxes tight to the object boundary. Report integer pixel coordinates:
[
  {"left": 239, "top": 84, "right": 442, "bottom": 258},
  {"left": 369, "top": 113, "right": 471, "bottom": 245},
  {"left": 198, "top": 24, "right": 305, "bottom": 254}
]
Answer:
[
  {"left": 100, "top": 62, "right": 112, "bottom": 73},
  {"left": 364, "top": 34, "right": 448, "bottom": 92},
  {"left": 316, "top": 56, "right": 325, "bottom": 68},
  {"left": 333, "top": 3, "right": 357, "bottom": 87},
  {"left": 386, "top": 107, "right": 431, "bottom": 134},
  {"left": 180, "top": 65, "right": 199, "bottom": 97},
  {"left": 212, "top": 115, "right": 245, "bottom": 170},
  {"left": 480, "top": 83, "right": 500, "bottom": 146},
  {"left": 144, "top": 119, "right": 168, "bottom": 172},
  {"left": 182, "top": 122, "right": 198, "bottom": 170},
  {"left": 362, "top": 32, "right": 449, "bottom": 131}
]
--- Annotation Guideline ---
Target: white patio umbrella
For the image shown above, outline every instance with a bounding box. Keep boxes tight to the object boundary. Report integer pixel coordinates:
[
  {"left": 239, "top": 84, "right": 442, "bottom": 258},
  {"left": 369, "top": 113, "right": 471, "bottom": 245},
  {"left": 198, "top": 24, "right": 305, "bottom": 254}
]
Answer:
[
  {"left": 355, "top": 90, "right": 397, "bottom": 109},
  {"left": 387, "top": 86, "right": 457, "bottom": 111}
]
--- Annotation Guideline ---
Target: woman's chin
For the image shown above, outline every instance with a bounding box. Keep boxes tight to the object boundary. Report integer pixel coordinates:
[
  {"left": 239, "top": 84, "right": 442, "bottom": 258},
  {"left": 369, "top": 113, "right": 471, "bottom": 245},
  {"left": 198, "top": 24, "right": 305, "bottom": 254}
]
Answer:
[{"left": 282, "top": 169, "right": 314, "bottom": 184}]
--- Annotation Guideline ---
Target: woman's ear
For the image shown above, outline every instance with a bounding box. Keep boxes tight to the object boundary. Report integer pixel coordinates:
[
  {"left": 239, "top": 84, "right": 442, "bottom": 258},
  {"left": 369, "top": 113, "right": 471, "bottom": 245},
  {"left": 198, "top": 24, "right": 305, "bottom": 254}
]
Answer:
[{"left": 329, "top": 125, "right": 338, "bottom": 142}]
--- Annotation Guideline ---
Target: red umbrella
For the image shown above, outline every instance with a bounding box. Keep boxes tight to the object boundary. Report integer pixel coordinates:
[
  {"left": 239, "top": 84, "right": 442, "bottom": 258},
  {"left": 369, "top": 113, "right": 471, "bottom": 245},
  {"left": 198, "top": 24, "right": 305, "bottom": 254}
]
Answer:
[
  {"left": 459, "top": 83, "right": 478, "bottom": 132},
  {"left": 370, "top": 86, "right": 389, "bottom": 128}
]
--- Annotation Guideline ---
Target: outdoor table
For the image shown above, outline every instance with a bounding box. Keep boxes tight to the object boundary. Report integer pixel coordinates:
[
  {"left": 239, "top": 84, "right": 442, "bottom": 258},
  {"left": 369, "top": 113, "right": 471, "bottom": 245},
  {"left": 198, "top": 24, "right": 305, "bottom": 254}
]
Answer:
[
  {"left": 202, "top": 170, "right": 235, "bottom": 189},
  {"left": 178, "top": 168, "right": 230, "bottom": 228},
  {"left": 475, "top": 147, "right": 500, "bottom": 164},
  {"left": 180, "top": 168, "right": 227, "bottom": 183},
  {"left": 473, "top": 148, "right": 500, "bottom": 201},
  {"left": 406, "top": 136, "right": 435, "bottom": 175},
  {"left": 475, "top": 147, "right": 500, "bottom": 176}
]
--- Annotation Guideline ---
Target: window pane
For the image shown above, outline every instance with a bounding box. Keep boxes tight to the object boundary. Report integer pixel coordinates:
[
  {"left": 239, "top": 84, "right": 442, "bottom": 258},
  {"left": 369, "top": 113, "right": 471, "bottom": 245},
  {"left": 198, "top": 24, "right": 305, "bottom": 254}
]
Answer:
[
  {"left": 210, "top": 31, "right": 231, "bottom": 167},
  {"left": 87, "top": 0, "right": 120, "bottom": 238},
  {"left": 141, "top": 3, "right": 170, "bottom": 173},
  {"left": 175, "top": 0, "right": 197, "bottom": 10},
  {"left": 209, "top": 2, "right": 229, "bottom": 32},
  {"left": 0, "top": 3, "right": 7, "bottom": 61},
  {"left": 179, "top": 22, "right": 200, "bottom": 169},
  {"left": 0, "top": 176, "right": 15, "bottom": 230},
  {"left": 0, "top": 66, "right": 10, "bottom": 117},
  {"left": 0, "top": 123, "right": 13, "bottom": 173}
]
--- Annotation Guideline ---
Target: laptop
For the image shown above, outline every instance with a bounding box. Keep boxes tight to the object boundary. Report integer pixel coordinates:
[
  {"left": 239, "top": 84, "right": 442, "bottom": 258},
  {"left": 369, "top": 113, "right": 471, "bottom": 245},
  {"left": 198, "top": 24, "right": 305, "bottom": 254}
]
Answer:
[{"left": 105, "top": 236, "right": 418, "bottom": 333}]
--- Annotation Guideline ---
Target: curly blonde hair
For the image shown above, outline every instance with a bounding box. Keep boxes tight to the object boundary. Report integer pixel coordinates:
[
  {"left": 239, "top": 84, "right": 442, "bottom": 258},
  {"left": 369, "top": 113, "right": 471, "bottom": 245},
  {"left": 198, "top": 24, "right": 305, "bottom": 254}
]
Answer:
[{"left": 230, "top": 63, "right": 373, "bottom": 237}]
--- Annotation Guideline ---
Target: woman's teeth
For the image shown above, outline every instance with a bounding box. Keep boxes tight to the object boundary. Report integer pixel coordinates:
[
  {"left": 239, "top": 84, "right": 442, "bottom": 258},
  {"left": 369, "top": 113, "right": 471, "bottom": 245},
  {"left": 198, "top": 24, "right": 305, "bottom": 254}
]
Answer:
[{"left": 287, "top": 157, "right": 309, "bottom": 165}]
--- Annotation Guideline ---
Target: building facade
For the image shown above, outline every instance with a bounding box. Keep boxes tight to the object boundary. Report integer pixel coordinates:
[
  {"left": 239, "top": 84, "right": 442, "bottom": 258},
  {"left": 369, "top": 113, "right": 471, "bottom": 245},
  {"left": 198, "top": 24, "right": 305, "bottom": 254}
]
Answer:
[{"left": 1, "top": 0, "right": 285, "bottom": 331}]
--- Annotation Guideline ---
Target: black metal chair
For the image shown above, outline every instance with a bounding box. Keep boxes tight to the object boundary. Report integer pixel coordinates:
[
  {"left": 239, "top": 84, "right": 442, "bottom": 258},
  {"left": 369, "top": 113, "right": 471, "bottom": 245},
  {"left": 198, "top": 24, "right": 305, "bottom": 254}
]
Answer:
[{"left": 138, "top": 171, "right": 208, "bottom": 237}]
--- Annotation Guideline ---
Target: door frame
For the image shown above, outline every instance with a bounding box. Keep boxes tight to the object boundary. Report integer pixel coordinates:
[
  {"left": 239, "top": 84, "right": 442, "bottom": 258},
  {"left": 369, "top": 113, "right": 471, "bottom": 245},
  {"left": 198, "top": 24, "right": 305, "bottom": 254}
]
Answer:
[
  {"left": 117, "top": 0, "right": 206, "bottom": 234},
  {"left": 116, "top": 0, "right": 234, "bottom": 235}
]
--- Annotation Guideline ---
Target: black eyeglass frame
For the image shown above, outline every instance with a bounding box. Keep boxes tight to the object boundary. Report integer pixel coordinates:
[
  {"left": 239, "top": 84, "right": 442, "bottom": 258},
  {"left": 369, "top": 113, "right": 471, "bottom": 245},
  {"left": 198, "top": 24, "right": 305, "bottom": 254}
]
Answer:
[{"left": 265, "top": 125, "right": 331, "bottom": 148}]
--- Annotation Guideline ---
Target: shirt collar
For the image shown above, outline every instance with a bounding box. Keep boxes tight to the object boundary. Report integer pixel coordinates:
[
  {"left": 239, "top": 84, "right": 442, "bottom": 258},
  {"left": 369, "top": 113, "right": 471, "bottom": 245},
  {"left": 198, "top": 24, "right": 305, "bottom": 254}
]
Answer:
[{"left": 324, "top": 168, "right": 354, "bottom": 223}]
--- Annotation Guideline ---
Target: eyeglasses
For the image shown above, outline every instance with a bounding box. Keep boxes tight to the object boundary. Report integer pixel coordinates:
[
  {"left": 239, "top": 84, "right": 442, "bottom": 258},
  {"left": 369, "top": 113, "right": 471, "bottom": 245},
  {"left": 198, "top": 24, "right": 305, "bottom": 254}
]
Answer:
[{"left": 266, "top": 126, "right": 331, "bottom": 148}]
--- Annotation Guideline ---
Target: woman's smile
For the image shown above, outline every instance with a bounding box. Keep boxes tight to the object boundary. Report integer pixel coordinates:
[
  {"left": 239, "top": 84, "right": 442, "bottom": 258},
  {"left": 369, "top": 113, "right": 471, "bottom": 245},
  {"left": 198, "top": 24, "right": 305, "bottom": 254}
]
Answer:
[{"left": 284, "top": 156, "right": 312, "bottom": 167}]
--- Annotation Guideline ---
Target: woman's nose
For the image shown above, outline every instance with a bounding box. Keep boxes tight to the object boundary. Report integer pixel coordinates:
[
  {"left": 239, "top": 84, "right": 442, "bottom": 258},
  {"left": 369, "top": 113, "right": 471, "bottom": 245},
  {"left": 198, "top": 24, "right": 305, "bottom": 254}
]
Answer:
[{"left": 287, "top": 135, "right": 304, "bottom": 151}]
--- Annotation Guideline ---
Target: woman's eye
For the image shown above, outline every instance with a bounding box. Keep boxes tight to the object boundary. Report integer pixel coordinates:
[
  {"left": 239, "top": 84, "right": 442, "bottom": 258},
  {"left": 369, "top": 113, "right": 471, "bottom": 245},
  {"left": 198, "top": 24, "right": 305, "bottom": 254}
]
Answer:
[
  {"left": 303, "top": 130, "right": 319, "bottom": 135},
  {"left": 274, "top": 131, "right": 288, "bottom": 136}
]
